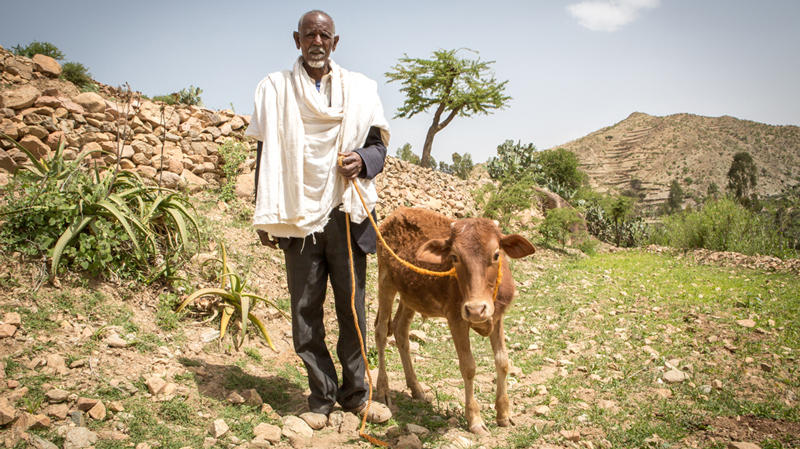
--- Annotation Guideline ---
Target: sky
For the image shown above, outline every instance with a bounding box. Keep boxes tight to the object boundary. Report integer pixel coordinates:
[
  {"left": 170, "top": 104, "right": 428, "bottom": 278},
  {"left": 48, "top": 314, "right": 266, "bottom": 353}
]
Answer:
[{"left": 3, "top": 1, "right": 799, "bottom": 165}]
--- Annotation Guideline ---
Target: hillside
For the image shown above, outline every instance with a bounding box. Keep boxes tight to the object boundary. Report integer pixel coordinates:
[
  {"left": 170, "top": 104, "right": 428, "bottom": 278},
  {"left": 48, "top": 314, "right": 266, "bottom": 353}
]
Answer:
[{"left": 556, "top": 112, "right": 800, "bottom": 206}]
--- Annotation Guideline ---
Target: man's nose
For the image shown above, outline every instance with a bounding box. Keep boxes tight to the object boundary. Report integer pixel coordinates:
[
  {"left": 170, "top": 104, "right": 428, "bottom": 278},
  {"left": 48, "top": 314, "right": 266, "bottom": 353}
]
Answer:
[{"left": 312, "top": 34, "right": 322, "bottom": 45}]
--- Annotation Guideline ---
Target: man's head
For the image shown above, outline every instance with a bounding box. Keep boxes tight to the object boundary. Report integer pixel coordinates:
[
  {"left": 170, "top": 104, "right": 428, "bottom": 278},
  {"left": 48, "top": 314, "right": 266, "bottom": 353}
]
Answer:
[{"left": 294, "top": 10, "right": 338, "bottom": 70}]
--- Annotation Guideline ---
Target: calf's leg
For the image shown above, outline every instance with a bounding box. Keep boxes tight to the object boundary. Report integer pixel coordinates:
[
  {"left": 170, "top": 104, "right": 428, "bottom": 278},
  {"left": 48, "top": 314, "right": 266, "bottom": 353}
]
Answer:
[
  {"left": 489, "top": 319, "right": 512, "bottom": 427},
  {"left": 375, "top": 268, "right": 396, "bottom": 406},
  {"left": 448, "top": 317, "right": 489, "bottom": 436},
  {"left": 393, "top": 301, "right": 426, "bottom": 400}
]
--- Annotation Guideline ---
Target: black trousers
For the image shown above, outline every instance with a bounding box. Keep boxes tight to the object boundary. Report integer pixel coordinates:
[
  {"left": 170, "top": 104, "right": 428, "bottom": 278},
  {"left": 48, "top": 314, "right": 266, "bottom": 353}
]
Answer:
[{"left": 282, "top": 208, "right": 368, "bottom": 414}]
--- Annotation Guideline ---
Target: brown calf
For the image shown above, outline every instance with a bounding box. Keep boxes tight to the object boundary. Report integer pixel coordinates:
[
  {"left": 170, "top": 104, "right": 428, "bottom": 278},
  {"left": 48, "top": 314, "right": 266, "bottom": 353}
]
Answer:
[{"left": 374, "top": 207, "right": 535, "bottom": 435}]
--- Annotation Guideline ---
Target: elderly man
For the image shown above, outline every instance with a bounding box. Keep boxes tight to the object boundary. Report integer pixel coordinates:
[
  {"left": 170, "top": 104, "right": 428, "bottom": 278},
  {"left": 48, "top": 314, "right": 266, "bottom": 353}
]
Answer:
[{"left": 244, "top": 10, "right": 392, "bottom": 425}]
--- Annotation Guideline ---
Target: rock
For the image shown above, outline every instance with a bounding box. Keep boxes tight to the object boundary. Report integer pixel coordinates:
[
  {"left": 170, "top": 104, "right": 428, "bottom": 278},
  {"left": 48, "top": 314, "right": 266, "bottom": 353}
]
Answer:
[
  {"left": 663, "top": 369, "right": 687, "bottom": 384},
  {"left": 406, "top": 423, "right": 430, "bottom": 436},
  {"left": 63, "top": 427, "right": 98, "bottom": 449},
  {"left": 760, "top": 363, "right": 772, "bottom": 372},
  {"left": 409, "top": 330, "right": 427, "bottom": 342},
  {"left": 226, "top": 391, "right": 245, "bottom": 404},
  {"left": 339, "top": 412, "right": 360, "bottom": 434},
  {"left": 45, "top": 354, "right": 69, "bottom": 376},
  {"left": 105, "top": 334, "right": 127, "bottom": 348},
  {"left": 181, "top": 168, "right": 208, "bottom": 193},
  {"left": 0, "top": 397, "right": 15, "bottom": 425},
  {"left": 45, "top": 389, "right": 70, "bottom": 403},
  {"left": 76, "top": 397, "right": 100, "bottom": 411},
  {"left": 396, "top": 434, "right": 423, "bottom": 449},
  {"left": 13, "top": 411, "right": 50, "bottom": 430},
  {"left": 45, "top": 403, "right": 70, "bottom": 419},
  {"left": 32, "top": 54, "right": 62, "bottom": 77},
  {"left": 145, "top": 377, "right": 167, "bottom": 395},
  {"left": 235, "top": 172, "right": 254, "bottom": 198},
  {"left": 3, "top": 312, "right": 21, "bottom": 328},
  {"left": 158, "top": 170, "right": 181, "bottom": 189},
  {"left": 73, "top": 92, "right": 106, "bottom": 114},
  {"left": 327, "top": 410, "right": 344, "bottom": 429},
  {"left": 533, "top": 405, "right": 550, "bottom": 416},
  {"left": 240, "top": 389, "right": 263, "bottom": 406},
  {"left": 28, "top": 434, "right": 59, "bottom": 449},
  {"left": 560, "top": 429, "right": 581, "bottom": 442},
  {"left": 107, "top": 401, "right": 124, "bottom": 412},
  {"left": 736, "top": 319, "right": 756, "bottom": 328},
  {"left": 88, "top": 401, "right": 107, "bottom": 421},
  {"left": 0, "top": 149, "right": 18, "bottom": 174},
  {"left": 70, "top": 411, "right": 86, "bottom": 427},
  {"left": 282, "top": 415, "right": 314, "bottom": 438},
  {"left": 0, "top": 85, "right": 41, "bottom": 110},
  {"left": 208, "top": 418, "right": 229, "bottom": 438},
  {"left": 728, "top": 443, "right": 761, "bottom": 449},
  {"left": 253, "top": 422, "right": 282, "bottom": 444},
  {"left": 19, "top": 135, "right": 50, "bottom": 160},
  {"left": 0, "top": 323, "right": 17, "bottom": 338},
  {"left": 300, "top": 412, "right": 327, "bottom": 430}
]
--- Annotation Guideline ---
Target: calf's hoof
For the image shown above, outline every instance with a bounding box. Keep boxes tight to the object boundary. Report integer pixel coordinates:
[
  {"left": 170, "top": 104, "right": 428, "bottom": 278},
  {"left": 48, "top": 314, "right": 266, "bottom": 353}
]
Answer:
[
  {"left": 411, "top": 390, "right": 428, "bottom": 401},
  {"left": 497, "top": 416, "right": 515, "bottom": 427},
  {"left": 468, "top": 423, "right": 490, "bottom": 436},
  {"left": 375, "top": 390, "right": 393, "bottom": 407}
]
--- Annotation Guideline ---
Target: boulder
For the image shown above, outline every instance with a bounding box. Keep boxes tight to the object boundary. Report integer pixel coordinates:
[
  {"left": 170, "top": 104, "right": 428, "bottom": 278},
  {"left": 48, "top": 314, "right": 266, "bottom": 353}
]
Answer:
[
  {"left": 32, "top": 54, "right": 62, "bottom": 77},
  {"left": 72, "top": 92, "right": 106, "bottom": 114},
  {"left": 19, "top": 135, "right": 50, "bottom": 161},
  {"left": 0, "top": 85, "right": 41, "bottom": 110},
  {"left": 0, "top": 149, "right": 17, "bottom": 174}
]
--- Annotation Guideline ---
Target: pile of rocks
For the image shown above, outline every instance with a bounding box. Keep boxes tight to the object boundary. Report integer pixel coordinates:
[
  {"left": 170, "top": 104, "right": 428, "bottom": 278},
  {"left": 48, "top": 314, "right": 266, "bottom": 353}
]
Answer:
[
  {"left": 0, "top": 46, "right": 253, "bottom": 190},
  {"left": 374, "top": 157, "right": 488, "bottom": 220}
]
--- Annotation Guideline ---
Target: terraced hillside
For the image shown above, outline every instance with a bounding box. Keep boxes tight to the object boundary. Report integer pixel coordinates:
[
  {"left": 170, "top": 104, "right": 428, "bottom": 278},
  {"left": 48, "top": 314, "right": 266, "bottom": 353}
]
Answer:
[{"left": 556, "top": 112, "right": 800, "bottom": 207}]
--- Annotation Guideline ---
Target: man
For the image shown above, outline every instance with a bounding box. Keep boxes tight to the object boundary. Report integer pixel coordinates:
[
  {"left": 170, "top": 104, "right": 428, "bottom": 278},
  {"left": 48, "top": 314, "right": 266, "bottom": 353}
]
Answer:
[{"left": 244, "top": 10, "right": 392, "bottom": 426}]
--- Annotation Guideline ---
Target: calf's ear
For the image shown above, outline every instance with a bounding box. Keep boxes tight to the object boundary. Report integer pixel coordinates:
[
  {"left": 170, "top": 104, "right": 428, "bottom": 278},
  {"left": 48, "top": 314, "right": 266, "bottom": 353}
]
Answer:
[
  {"left": 416, "top": 239, "right": 451, "bottom": 264},
  {"left": 500, "top": 234, "right": 536, "bottom": 259}
]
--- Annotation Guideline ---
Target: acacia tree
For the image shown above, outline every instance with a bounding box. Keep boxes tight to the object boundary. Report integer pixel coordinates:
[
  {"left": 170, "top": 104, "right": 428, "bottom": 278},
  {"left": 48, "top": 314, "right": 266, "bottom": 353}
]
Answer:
[{"left": 386, "top": 49, "right": 511, "bottom": 168}]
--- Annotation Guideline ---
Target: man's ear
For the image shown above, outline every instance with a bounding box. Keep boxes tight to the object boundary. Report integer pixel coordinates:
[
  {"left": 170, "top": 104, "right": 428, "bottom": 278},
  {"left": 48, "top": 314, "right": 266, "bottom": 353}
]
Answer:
[
  {"left": 500, "top": 234, "right": 536, "bottom": 259},
  {"left": 332, "top": 35, "right": 339, "bottom": 52},
  {"left": 293, "top": 31, "right": 301, "bottom": 50},
  {"left": 416, "top": 239, "right": 450, "bottom": 264}
]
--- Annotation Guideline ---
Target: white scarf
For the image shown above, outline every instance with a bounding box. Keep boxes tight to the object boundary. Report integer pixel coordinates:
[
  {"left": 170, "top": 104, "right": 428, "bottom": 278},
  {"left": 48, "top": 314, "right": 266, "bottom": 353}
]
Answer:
[{"left": 245, "top": 58, "right": 390, "bottom": 238}]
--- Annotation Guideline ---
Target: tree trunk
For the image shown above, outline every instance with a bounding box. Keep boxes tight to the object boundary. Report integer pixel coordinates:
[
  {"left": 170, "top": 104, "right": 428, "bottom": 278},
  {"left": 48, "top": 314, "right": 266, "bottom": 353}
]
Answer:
[{"left": 420, "top": 125, "right": 438, "bottom": 168}]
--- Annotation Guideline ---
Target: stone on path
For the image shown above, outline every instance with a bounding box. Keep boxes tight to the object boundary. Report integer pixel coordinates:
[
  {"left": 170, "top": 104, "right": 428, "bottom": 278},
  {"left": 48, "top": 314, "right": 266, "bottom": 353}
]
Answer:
[
  {"left": 663, "top": 368, "right": 687, "bottom": 384},
  {"left": 145, "top": 377, "right": 166, "bottom": 395},
  {"left": 63, "top": 427, "right": 98, "bottom": 449},
  {"left": 45, "top": 389, "right": 70, "bottom": 403},
  {"left": 533, "top": 405, "right": 550, "bottom": 416},
  {"left": 282, "top": 415, "right": 314, "bottom": 438},
  {"left": 253, "top": 422, "right": 282, "bottom": 444},
  {"left": 0, "top": 397, "right": 16, "bottom": 425},
  {"left": 406, "top": 423, "right": 430, "bottom": 436},
  {"left": 396, "top": 434, "right": 423, "bottom": 449},
  {"left": 728, "top": 443, "right": 761, "bottom": 449},
  {"left": 560, "top": 429, "right": 581, "bottom": 442},
  {"left": 736, "top": 319, "right": 756, "bottom": 328},
  {"left": 208, "top": 418, "right": 229, "bottom": 438}
]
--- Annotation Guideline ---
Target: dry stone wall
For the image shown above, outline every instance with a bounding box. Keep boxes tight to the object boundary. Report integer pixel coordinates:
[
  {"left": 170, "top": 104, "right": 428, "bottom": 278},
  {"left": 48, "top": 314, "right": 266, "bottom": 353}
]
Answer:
[{"left": 0, "top": 46, "right": 252, "bottom": 191}]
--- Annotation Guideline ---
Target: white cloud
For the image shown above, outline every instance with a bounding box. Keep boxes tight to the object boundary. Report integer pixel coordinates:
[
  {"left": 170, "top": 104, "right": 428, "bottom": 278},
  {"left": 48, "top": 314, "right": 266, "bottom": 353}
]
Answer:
[{"left": 567, "top": 0, "right": 660, "bottom": 32}]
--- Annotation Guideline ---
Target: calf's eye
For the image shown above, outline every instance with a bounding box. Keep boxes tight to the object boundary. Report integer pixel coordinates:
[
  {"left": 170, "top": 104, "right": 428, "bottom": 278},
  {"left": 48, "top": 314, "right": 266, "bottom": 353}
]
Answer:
[
  {"left": 493, "top": 252, "right": 500, "bottom": 262},
  {"left": 450, "top": 254, "right": 458, "bottom": 263}
]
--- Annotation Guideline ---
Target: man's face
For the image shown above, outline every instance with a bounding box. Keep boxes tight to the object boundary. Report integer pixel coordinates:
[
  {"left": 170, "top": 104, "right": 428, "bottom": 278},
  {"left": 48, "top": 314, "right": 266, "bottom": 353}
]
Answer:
[{"left": 293, "top": 13, "right": 338, "bottom": 69}]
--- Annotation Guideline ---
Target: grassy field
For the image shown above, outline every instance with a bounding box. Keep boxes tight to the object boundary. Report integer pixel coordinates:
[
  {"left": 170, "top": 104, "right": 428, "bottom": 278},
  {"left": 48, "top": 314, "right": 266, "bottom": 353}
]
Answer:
[{"left": 2, "top": 217, "right": 799, "bottom": 448}]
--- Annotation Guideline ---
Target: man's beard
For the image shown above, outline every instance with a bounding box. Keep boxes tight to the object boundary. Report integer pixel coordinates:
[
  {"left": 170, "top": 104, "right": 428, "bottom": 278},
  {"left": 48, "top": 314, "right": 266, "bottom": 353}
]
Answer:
[
  {"left": 306, "top": 45, "right": 326, "bottom": 68},
  {"left": 306, "top": 59, "right": 326, "bottom": 68}
]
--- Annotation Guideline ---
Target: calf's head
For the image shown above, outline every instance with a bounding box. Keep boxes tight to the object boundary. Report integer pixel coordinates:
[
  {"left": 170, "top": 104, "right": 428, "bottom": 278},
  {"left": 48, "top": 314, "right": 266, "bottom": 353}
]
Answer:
[{"left": 416, "top": 218, "right": 535, "bottom": 323}]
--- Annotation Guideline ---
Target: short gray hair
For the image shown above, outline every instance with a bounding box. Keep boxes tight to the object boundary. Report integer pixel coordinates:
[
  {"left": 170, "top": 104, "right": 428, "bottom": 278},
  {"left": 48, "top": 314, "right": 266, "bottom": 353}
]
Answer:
[{"left": 297, "top": 10, "right": 335, "bottom": 34}]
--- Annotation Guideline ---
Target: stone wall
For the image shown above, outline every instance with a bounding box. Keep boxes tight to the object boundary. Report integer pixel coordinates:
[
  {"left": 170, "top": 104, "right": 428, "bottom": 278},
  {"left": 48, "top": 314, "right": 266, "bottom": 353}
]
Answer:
[{"left": 0, "top": 46, "right": 252, "bottom": 191}]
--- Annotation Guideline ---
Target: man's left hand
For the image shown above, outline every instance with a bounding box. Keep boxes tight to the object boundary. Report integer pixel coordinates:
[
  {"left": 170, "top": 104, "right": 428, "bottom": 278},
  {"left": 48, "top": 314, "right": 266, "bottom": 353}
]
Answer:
[{"left": 338, "top": 151, "right": 363, "bottom": 180}]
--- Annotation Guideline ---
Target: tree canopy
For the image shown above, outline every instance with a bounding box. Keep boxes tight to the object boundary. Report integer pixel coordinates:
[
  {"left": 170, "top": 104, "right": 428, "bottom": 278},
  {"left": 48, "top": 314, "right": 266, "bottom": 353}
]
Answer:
[
  {"left": 385, "top": 48, "right": 511, "bottom": 167},
  {"left": 727, "top": 151, "right": 758, "bottom": 199}
]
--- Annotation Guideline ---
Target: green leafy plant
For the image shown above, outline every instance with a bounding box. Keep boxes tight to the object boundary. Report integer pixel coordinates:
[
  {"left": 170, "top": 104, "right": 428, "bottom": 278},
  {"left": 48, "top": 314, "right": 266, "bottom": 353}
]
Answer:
[
  {"left": 177, "top": 85, "right": 204, "bottom": 107},
  {"left": 216, "top": 140, "right": 250, "bottom": 202},
  {"left": 487, "top": 139, "right": 539, "bottom": 182},
  {"left": 540, "top": 207, "right": 585, "bottom": 248},
  {"left": 61, "top": 61, "right": 93, "bottom": 88},
  {"left": 12, "top": 40, "right": 64, "bottom": 60},
  {"left": 0, "top": 134, "right": 200, "bottom": 283},
  {"left": 176, "top": 242, "right": 288, "bottom": 350}
]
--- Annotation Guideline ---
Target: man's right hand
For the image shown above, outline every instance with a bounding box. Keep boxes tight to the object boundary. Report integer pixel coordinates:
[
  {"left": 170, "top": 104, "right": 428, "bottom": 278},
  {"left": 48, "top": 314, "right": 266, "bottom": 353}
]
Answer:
[{"left": 257, "top": 230, "right": 279, "bottom": 249}]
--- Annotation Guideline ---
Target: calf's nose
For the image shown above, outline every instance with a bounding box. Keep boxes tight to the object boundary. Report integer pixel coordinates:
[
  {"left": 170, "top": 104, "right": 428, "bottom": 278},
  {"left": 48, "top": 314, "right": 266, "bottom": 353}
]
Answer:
[{"left": 463, "top": 302, "right": 492, "bottom": 322}]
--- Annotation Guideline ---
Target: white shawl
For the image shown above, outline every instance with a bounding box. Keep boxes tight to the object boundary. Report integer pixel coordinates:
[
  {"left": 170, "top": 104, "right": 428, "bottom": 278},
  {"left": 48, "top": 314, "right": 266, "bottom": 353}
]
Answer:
[{"left": 245, "top": 58, "right": 390, "bottom": 238}]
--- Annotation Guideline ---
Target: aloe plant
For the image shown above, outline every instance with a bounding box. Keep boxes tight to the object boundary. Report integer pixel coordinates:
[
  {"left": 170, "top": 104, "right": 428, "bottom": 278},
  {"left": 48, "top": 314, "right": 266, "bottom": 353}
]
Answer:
[
  {"left": 176, "top": 242, "right": 288, "bottom": 350},
  {"left": 0, "top": 133, "right": 200, "bottom": 283}
]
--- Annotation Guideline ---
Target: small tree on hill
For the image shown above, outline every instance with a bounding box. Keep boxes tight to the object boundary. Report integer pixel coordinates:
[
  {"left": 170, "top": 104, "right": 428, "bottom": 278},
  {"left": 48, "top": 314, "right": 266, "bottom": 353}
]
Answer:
[
  {"left": 12, "top": 40, "right": 64, "bottom": 60},
  {"left": 487, "top": 140, "right": 538, "bottom": 182},
  {"left": 386, "top": 48, "right": 511, "bottom": 168},
  {"left": 395, "top": 143, "right": 435, "bottom": 169},
  {"left": 666, "top": 180, "right": 684, "bottom": 213},
  {"left": 538, "top": 148, "right": 587, "bottom": 198},
  {"left": 727, "top": 151, "right": 758, "bottom": 199}
]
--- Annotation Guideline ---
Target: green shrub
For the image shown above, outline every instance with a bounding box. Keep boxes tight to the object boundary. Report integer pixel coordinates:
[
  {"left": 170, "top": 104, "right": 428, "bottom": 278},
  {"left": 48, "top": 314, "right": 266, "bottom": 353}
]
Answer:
[
  {"left": 478, "top": 174, "right": 538, "bottom": 231},
  {"left": 649, "top": 197, "right": 796, "bottom": 258},
  {"left": 487, "top": 140, "right": 538, "bottom": 182},
  {"left": 60, "top": 61, "right": 93, "bottom": 88},
  {"left": 177, "top": 85, "right": 204, "bottom": 107},
  {"left": 217, "top": 140, "right": 250, "bottom": 202},
  {"left": 540, "top": 207, "right": 585, "bottom": 248},
  {"left": 151, "top": 94, "right": 176, "bottom": 105},
  {"left": 12, "top": 40, "right": 64, "bottom": 60}
]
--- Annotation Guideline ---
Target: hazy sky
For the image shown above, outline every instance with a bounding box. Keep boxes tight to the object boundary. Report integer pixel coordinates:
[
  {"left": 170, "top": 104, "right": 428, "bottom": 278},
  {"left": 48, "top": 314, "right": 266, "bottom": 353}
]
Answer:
[{"left": 3, "top": 1, "right": 798, "bottom": 164}]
